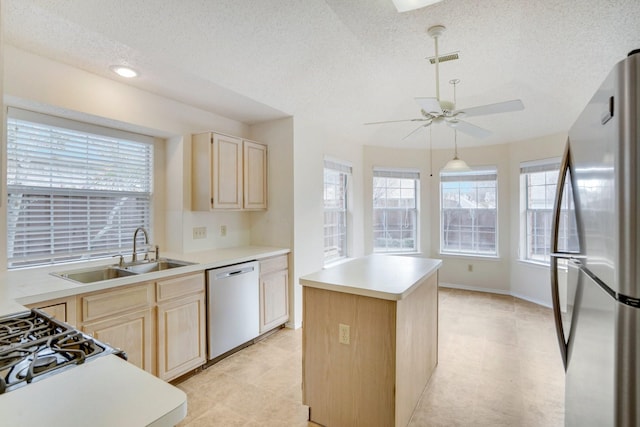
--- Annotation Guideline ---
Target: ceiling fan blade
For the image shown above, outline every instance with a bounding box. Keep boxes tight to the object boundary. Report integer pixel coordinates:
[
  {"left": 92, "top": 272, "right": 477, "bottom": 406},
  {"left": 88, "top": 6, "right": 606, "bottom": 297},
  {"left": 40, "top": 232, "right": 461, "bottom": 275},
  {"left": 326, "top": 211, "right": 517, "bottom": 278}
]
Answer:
[
  {"left": 401, "top": 123, "right": 431, "bottom": 140},
  {"left": 455, "top": 99, "right": 524, "bottom": 118},
  {"left": 447, "top": 120, "right": 492, "bottom": 139},
  {"left": 414, "top": 97, "right": 443, "bottom": 116},
  {"left": 364, "top": 118, "right": 428, "bottom": 125}
]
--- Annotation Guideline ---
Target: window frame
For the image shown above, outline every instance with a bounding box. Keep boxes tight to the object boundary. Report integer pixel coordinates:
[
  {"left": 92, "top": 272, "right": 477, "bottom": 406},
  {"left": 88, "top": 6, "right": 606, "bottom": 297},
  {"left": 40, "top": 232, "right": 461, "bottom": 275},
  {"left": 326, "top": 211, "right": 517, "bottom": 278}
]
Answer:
[
  {"left": 6, "top": 107, "right": 155, "bottom": 269},
  {"left": 372, "top": 168, "right": 420, "bottom": 254},
  {"left": 440, "top": 166, "right": 498, "bottom": 257},
  {"left": 519, "top": 158, "right": 577, "bottom": 266},
  {"left": 323, "top": 159, "right": 351, "bottom": 265}
]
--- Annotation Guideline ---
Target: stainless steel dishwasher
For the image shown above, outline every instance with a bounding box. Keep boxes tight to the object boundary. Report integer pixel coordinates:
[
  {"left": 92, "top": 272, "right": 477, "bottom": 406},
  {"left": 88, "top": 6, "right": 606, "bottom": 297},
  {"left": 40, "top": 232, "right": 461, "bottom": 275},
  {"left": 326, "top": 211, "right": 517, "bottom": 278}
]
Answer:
[{"left": 207, "top": 261, "right": 260, "bottom": 360}]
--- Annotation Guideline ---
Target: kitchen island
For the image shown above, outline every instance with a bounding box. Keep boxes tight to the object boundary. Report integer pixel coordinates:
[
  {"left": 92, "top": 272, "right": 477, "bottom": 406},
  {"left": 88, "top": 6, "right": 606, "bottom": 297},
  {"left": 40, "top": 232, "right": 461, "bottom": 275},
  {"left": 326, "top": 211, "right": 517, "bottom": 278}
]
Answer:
[{"left": 300, "top": 254, "right": 441, "bottom": 427}]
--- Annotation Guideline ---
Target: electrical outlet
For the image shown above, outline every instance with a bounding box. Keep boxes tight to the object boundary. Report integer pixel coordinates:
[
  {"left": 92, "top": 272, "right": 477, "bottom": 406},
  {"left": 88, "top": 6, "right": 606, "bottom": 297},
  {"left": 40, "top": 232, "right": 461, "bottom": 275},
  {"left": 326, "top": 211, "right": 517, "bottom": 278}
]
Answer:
[
  {"left": 338, "top": 323, "right": 350, "bottom": 345},
  {"left": 220, "top": 225, "right": 227, "bottom": 237},
  {"left": 193, "top": 226, "right": 207, "bottom": 239},
  {"left": 468, "top": 264, "right": 473, "bottom": 272}
]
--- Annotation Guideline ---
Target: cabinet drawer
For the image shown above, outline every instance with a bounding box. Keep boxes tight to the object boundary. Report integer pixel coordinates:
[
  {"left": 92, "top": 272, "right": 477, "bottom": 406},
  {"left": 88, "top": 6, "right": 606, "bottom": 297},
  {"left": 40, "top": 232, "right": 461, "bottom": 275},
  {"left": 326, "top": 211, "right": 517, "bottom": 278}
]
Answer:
[
  {"left": 157, "top": 273, "right": 205, "bottom": 302},
  {"left": 81, "top": 283, "right": 153, "bottom": 323},
  {"left": 260, "top": 255, "right": 288, "bottom": 275}
]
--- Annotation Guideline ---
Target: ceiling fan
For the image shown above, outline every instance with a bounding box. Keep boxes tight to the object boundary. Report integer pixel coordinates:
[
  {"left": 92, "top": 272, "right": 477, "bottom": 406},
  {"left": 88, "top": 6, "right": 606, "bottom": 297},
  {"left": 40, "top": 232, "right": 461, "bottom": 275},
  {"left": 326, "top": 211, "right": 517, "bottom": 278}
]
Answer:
[{"left": 365, "top": 25, "right": 524, "bottom": 140}]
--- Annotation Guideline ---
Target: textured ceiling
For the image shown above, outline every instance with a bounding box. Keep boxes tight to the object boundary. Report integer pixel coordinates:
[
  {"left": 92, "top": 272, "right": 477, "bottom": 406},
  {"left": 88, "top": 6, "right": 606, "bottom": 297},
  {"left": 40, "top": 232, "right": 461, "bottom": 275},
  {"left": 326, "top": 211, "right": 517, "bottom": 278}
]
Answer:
[{"left": 3, "top": 0, "right": 640, "bottom": 149}]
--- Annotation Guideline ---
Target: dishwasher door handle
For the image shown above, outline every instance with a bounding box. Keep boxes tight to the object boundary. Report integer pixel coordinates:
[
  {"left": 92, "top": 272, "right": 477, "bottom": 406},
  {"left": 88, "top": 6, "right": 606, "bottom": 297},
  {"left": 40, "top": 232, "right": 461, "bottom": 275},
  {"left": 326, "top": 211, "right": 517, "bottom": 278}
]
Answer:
[{"left": 216, "top": 266, "right": 255, "bottom": 280}]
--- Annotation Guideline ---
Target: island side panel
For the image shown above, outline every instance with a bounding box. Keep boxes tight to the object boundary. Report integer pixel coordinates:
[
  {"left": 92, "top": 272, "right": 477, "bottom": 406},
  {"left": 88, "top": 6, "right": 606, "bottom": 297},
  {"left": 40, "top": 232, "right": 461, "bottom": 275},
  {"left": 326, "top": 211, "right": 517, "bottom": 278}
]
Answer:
[
  {"left": 395, "top": 271, "right": 439, "bottom": 427},
  {"left": 302, "top": 286, "right": 397, "bottom": 427}
]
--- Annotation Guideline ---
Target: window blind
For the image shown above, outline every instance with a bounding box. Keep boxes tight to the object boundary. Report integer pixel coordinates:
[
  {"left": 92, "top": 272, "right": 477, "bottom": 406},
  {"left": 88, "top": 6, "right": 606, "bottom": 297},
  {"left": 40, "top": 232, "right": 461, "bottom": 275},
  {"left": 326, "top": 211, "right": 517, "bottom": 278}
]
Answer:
[
  {"left": 6, "top": 108, "right": 154, "bottom": 268},
  {"left": 520, "top": 158, "right": 561, "bottom": 174},
  {"left": 324, "top": 158, "right": 352, "bottom": 175},
  {"left": 373, "top": 167, "right": 420, "bottom": 180},
  {"left": 440, "top": 166, "right": 497, "bottom": 182}
]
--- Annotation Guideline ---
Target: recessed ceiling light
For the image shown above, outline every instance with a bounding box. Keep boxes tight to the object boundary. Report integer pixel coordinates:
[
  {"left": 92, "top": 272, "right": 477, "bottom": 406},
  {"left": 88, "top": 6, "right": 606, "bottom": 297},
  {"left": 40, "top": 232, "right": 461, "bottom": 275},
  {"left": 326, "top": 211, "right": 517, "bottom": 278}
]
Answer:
[
  {"left": 110, "top": 65, "right": 138, "bottom": 78},
  {"left": 392, "top": 0, "right": 443, "bottom": 12}
]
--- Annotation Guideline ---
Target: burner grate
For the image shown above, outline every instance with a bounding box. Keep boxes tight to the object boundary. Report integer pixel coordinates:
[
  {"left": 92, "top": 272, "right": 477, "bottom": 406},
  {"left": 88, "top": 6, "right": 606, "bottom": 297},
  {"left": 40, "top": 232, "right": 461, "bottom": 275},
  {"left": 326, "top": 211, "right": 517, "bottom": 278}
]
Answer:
[{"left": 0, "top": 310, "right": 114, "bottom": 394}]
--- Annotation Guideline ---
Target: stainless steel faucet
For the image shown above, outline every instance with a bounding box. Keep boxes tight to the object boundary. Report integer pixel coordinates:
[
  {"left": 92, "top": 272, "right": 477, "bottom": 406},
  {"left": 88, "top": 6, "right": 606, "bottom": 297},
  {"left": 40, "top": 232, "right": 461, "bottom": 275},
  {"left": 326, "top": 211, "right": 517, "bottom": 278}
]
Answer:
[{"left": 132, "top": 227, "right": 149, "bottom": 262}]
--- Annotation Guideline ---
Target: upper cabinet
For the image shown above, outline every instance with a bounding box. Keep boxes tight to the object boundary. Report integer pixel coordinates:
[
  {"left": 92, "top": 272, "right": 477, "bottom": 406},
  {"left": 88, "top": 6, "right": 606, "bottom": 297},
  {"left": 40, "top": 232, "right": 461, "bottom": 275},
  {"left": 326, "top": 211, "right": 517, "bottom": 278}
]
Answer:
[{"left": 192, "top": 132, "right": 268, "bottom": 211}]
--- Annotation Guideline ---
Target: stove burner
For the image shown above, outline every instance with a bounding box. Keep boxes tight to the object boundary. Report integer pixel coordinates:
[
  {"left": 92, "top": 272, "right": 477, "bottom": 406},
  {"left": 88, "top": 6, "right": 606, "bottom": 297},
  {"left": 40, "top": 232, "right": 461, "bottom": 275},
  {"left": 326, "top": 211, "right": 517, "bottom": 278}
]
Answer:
[{"left": 0, "top": 310, "right": 120, "bottom": 394}]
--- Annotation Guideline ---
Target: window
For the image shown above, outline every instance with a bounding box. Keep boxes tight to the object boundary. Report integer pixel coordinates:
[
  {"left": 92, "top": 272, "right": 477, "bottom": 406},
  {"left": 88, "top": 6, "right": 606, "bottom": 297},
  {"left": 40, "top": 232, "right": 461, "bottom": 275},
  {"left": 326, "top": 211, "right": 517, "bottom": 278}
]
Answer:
[
  {"left": 440, "top": 167, "right": 498, "bottom": 256},
  {"left": 520, "top": 159, "right": 578, "bottom": 264},
  {"left": 373, "top": 168, "right": 419, "bottom": 253},
  {"left": 324, "top": 159, "right": 351, "bottom": 264},
  {"left": 6, "top": 108, "right": 154, "bottom": 268}
]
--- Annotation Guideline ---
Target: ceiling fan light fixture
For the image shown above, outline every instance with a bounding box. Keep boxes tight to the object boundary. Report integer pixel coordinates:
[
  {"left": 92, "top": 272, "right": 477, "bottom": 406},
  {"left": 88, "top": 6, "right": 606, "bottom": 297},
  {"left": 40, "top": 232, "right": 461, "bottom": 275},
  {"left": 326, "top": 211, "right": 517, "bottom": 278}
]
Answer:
[
  {"left": 442, "top": 129, "right": 471, "bottom": 172},
  {"left": 392, "top": 0, "right": 443, "bottom": 13},
  {"left": 442, "top": 156, "right": 471, "bottom": 172}
]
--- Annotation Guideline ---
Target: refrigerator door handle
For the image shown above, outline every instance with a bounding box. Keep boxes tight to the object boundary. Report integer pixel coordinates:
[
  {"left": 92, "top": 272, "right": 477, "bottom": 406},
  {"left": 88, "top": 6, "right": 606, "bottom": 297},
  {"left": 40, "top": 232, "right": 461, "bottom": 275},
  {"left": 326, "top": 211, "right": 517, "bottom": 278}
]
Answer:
[
  {"left": 550, "top": 253, "right": 586, "bottom": 260},
  {"left": 550, "top": 142, "right": 572, "bottom": 371}
]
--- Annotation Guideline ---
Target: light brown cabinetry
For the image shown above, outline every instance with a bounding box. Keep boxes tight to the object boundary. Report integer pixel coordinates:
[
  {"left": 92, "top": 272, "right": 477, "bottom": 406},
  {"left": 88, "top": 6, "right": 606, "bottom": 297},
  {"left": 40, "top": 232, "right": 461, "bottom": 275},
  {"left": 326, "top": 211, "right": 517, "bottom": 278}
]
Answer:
[
  {"left": 82, "top": 308, "right": 154, "bottom": 373},
  {"left": 243, "top": 140, "right": 268, "bottom": 209},
  {"left": 192, "top": 132, "right": 267, "bottom": 211},
  {"left": 27, "top": 296, "right": 77, "bottom": 326},
  {"left": 302, "top": 270, "right": 439, "bottom": 427},
  {"left": 259, "top": 255, "right": 289, "bottom": 333},
  {"left": 78, "top": 282, "right": 155, "bottom": 374},
  {"left": 156, "top": 273, "right": 206, "bottom": 381}
]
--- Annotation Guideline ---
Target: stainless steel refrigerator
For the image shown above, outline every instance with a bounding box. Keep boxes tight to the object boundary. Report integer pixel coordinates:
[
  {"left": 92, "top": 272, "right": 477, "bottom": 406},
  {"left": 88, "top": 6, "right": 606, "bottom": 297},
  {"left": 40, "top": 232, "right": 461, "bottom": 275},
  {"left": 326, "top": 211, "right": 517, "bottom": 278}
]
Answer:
[{"left": 550, "top": 49, "right": 640, "bottom": 427}]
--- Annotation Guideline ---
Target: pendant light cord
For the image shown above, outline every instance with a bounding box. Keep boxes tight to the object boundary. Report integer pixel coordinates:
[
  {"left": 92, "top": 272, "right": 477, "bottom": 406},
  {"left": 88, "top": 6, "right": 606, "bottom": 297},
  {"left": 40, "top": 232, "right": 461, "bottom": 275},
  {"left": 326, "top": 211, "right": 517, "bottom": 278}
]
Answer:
[
  {"left": 429, "top": 126, "right": 433, "bottom": 177},
  {"left": 454, "top": 129, "right": 459, "bottom": 159}
]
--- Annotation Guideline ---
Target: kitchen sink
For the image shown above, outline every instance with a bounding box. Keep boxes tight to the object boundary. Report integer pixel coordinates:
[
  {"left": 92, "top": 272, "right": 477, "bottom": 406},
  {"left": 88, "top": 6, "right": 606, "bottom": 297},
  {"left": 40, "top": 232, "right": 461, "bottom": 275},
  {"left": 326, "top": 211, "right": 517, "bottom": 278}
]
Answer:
[
  {"left": 53, "top": 266, "right": 138, "bottom": 284},
  {"left": 52, "top": 258, "right": 196, "bottom": 284},
  {"left": 120, "top": 259, "right": 195, "bottom": 274}
]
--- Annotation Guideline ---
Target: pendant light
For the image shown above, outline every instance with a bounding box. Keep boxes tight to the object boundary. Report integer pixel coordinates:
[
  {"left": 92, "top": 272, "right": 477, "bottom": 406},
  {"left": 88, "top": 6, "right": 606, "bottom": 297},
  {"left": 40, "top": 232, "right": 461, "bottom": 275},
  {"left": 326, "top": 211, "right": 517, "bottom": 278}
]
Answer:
[{"left": 442, "top": 129, "right": 471, "bottom": 172}]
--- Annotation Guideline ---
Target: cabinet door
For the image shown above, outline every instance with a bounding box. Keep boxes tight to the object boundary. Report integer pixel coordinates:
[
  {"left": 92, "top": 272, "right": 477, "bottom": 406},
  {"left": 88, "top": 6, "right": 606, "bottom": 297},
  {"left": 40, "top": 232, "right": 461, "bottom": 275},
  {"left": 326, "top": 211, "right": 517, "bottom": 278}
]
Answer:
[
  {"left": 27, "top": 296, "right": 77, "bottom": 326},
  {"left": 243, "top": 140, "right": 267, "bottom": 210},
  {"left": 259, "top": 269, "right": 289, "bottom": 333},
  {"left": 212, "top": 133, "right": 243, "bottom": 209},
  {"left": 82, "top": 308, "right": 155, "bottom": 374},
  {"left": 157, "top": 293, "right": 206, "bottom": 381}
]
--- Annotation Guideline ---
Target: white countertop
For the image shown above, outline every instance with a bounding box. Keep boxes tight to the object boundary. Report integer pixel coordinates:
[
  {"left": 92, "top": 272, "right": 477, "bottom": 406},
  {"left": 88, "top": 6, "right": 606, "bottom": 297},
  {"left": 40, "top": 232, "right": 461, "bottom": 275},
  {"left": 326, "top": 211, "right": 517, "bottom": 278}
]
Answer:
[
  {"left": 1, "top": 245, "right": 290, "bottom": 315},
  {"left": 0, "top": 245, "right": 289, "bottom": 425},
  {"left": 0, "top": 355, "right": 187, "bottom": 427},
  {"left": 299, "top": 254, "right": 442, "bottom": 301}
]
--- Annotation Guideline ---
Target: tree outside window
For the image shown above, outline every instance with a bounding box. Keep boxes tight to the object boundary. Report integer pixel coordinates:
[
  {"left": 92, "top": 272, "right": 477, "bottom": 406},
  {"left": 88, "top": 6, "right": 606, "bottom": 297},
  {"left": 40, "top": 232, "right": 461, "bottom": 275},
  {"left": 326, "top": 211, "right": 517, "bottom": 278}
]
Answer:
[
  {"left": 440, "top": 168, "right": 497, "bottom": 256},
  {"left": 373, "top": 168, "right": 419, "bottom": 253}
]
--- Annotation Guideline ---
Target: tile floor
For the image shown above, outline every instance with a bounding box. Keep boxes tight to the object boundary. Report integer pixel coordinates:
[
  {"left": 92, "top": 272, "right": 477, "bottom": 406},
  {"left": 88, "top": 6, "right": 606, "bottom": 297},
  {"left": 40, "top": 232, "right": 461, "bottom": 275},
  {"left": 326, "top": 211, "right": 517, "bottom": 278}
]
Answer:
[{"left": 175, "top": 287, "right": 564, "bottom": 426}]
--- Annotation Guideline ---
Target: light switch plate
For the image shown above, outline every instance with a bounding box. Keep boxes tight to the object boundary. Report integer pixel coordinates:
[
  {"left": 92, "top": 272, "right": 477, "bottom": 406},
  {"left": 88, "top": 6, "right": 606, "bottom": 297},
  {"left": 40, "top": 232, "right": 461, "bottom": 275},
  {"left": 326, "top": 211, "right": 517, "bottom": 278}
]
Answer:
[{"left": 193, "top": 227, "right": 207, "bottom": 239}]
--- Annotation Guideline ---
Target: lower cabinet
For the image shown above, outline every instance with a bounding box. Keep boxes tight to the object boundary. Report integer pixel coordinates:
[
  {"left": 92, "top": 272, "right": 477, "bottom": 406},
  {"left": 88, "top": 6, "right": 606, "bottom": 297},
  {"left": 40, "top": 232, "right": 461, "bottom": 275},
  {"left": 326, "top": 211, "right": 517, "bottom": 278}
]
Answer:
[
  {"left": 157, "top": 274, "right": 206, "bottom": 381},
  {"left": 82, "top": 308, "right": 155, "bottom": 374},
  {"left": 259, "top": 255, "right": 289, "bottom": 333},
  {"left": 27, "top": 296, "right": 77, "bottom": 326},
  {"left": 78, "top": 282, "right": 155, "bottom": 374},
  {"left": 28, "top": 256, "right": 288, "bottom": 382}
]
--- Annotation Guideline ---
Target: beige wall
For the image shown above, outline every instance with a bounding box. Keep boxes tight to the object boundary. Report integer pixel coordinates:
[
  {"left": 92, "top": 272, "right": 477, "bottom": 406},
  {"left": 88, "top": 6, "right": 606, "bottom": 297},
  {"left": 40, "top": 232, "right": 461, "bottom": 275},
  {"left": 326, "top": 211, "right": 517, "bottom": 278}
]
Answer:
[
  {"left": 2, "top": 46, "right": 254, "bottom": 266},
  {"left": 508, "top": 132, "right": 567, "bottom": 306},
  {"left": 1, "top": 44, "right": 569, "bottom": 320},
  {"left": 429, "top": 143, "right": 512, "bottom": 293},
  {"left": 363, "top": 146, "right": 433, "bottom": 257},
  {"left": 362, "top": 133, "right": 567, "bottom": 306}
]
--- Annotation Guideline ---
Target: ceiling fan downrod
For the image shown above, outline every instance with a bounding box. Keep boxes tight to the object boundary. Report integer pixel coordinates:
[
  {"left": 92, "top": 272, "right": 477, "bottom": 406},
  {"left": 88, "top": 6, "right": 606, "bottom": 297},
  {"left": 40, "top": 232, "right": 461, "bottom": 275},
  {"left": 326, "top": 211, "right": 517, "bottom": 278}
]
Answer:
[{"left": 427, "top": 25, "right": 446, "bottom": 103}]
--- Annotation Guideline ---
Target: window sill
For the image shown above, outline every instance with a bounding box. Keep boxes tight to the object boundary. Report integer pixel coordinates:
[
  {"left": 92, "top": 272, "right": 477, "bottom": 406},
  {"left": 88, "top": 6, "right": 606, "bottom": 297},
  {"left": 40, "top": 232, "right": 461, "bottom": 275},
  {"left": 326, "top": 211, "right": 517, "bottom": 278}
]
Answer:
[
  {"left": 324, "top": 257, "right": 353, "bottom": 269},
  {"left": 518, "top": 259, "right": 550, "bottom": 268},
  {"left": 373, "top": 250, "right": 420, "bottom": 256},
  {"left": 438, "top": 252, "right": 500, "bottom": 261}
]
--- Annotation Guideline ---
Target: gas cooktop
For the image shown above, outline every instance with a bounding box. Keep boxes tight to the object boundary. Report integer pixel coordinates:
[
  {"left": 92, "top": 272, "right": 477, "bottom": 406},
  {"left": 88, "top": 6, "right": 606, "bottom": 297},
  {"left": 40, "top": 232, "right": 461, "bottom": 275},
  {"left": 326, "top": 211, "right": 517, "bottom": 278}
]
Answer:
[{"left": 0, "top": 310, "right": 125, "bottom": 394}]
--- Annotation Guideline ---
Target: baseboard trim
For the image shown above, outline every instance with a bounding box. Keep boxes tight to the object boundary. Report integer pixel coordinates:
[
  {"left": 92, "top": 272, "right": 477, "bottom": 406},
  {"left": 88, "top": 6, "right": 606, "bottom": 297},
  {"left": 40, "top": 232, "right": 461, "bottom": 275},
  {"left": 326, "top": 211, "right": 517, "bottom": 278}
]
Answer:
[
  {"left": 510, "top": 292, "right": 552, "bottom": 308},
  {"left": 439, "top": 282, "right": 552, "bottom": 308},
  {"left": 439, "top": 282, "right": 510, "bottom": 295}
]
